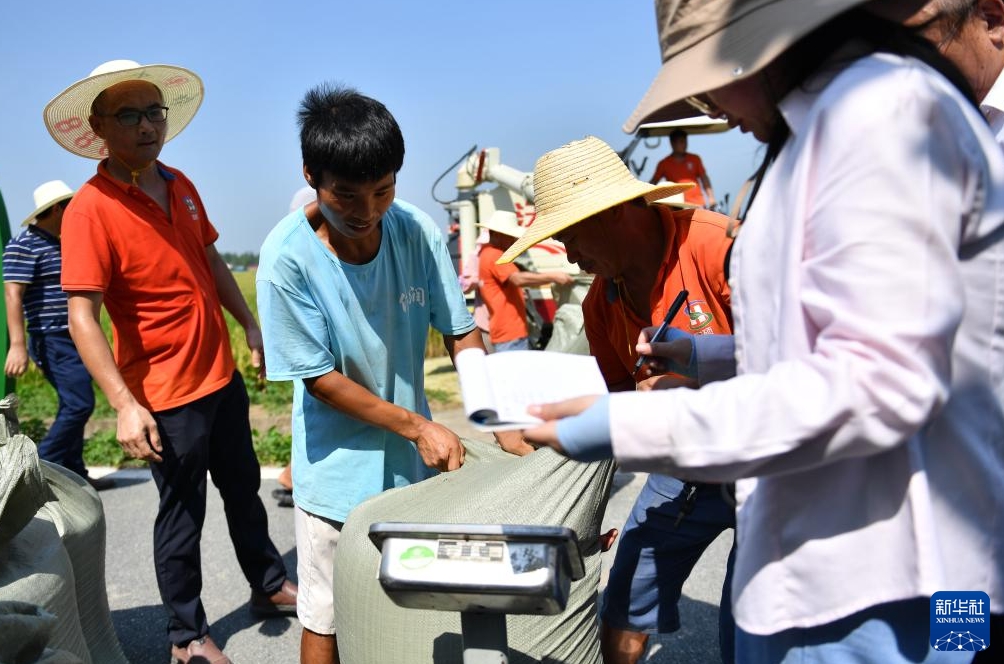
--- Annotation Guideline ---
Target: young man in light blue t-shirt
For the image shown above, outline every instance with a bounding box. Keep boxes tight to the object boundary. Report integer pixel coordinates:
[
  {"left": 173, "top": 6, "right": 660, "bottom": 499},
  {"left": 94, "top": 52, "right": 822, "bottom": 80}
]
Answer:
[{"left": 257, "top": 84, "right": 527, "bottom": 664}]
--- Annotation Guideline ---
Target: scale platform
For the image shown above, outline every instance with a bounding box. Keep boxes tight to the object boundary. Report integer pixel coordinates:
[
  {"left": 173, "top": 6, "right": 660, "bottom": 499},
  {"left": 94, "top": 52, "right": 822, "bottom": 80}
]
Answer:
[{"left": 369, "top": 522, "right": 584, "bottom": 615}]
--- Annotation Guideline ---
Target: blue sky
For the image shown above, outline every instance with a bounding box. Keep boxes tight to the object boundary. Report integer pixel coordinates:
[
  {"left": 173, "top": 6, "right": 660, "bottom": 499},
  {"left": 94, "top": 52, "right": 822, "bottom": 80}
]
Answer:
[{"left": 0, "top": 0, "right": 761, "bottom": 253}]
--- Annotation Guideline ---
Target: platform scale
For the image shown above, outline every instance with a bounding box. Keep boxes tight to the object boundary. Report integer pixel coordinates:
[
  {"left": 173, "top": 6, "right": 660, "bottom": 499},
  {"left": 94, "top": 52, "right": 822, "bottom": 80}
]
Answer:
[{"left": 369, "top": 523, "right": 585, "bottom": 664}]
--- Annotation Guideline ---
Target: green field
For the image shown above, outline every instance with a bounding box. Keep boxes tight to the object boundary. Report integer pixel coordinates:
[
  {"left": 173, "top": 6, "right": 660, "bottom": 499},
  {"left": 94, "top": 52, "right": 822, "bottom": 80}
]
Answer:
[{"left": 12, "top": 270, "right": 455, "bottom": 468}]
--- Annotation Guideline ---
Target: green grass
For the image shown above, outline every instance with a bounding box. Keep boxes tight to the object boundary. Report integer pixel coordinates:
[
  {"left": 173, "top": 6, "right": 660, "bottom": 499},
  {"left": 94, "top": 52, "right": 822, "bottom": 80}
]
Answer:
[
  {"left": 14, "top": 357, "right": 115, "bottom": 420},
  {"left": 12, "top": 269, "right": 452, "bottom": 468},
  {"left": 252, "top": 427, "right": 293, "bottom": 466}
]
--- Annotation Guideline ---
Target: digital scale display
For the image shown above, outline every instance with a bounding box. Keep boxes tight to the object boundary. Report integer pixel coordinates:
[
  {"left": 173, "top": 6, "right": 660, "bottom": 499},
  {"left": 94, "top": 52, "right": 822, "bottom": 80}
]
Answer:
[
  {"left": 438, "top": 539, "right": 505, "bottom": 563},
  {"left": 370, "top": 523, "right": 584, "bottom": 613}
]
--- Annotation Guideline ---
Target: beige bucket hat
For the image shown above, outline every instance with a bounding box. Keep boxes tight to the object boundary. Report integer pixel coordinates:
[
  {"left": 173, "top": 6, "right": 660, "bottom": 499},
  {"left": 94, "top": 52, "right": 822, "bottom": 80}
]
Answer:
[
  {"left": 623, "top": 0, "right": 875, "bottom": 132},
  {"left": 477, "top": 210, "right": 525, "bottom": 238},
  {"left": 497, "top": 136, "right": 693, "bottom": 264},
  {"left": 22, "top": 180, "right": 74, "bottom": 226},
  {"left": 43, "top": 59, "right": 204, "bottom": 159}
]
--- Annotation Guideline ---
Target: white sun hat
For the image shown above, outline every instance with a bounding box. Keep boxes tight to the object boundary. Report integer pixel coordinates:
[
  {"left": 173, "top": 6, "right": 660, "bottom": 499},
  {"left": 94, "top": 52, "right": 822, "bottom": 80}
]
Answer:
[
  {"left": 497, "top": 136, "right": 693, "bottom": 264},
  {"left": 22, "top": 180, "right": 75, "bottom": 226},
  {"left": 476, "top": 210, "right": 526, "bottom": 238},
  {"left": 43, "top": 59, "right": 204, "bottom": 159}
]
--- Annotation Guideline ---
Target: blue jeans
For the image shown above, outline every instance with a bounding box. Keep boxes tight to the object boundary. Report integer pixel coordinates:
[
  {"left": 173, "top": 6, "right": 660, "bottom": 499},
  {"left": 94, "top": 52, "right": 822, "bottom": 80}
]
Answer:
[
  {"left": 601, "top": 474, "right": 737, "bottom": 663},
  {"left": 493, "top": 337, "right": 529, "bottom": 352},
  {"left": 28, "top": 331, "right": 95, "bottom": 477},
  {"left": 736, "top": 598, "right": 971, "bottom": 664}
]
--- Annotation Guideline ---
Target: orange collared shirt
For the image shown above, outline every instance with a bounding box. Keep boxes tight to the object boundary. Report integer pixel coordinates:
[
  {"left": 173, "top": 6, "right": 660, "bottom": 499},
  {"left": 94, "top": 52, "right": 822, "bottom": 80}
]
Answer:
[
  {"left": 584, "top": 207, "right": 733, "bottom": 387},
  {"left": 478, "top": 244, "right": 528, "bottom": 344},
  {"left": 61, "top": 161, "right": 234, "bottom": 411},
  {"left": 652, "top": 153, "right": 709, "bottom": 206}
]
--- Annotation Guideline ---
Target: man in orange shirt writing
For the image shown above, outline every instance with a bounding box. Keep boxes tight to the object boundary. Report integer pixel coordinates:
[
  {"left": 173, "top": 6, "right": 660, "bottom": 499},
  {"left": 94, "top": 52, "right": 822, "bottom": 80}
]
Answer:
[
  {"left": 499, "top": 136, "right": 736, "bottom": 664},
  {"left": 477, "top": 210, "right": 572, "bottom": 352},
  {"left": 650, "top": 129, "right": 717, "bottom": 209}
]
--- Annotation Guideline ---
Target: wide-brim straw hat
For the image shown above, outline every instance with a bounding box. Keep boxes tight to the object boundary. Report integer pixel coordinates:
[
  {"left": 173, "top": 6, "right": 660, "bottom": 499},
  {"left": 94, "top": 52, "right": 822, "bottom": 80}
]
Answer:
[
  {"left": 623, "top": 0, "right": 874, "bottom": 132},
  {"left": 22, "top": 180, "right": 74, "bottom": 226},
  {"left": 43, "top": 59, "right": 204, "bottom": 159},
  {"left": 477, "top": 210, "right": 525, "bottom": 238},
  {"left": 497, "top": 136, "right": 693, "bottom": 264}
]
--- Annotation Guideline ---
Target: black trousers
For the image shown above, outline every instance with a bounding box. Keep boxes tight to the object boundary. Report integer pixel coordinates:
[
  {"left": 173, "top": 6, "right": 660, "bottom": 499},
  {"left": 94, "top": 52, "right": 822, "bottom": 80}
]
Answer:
[{"left": 149, "top": 371, "right": 287, "bottom": 646}]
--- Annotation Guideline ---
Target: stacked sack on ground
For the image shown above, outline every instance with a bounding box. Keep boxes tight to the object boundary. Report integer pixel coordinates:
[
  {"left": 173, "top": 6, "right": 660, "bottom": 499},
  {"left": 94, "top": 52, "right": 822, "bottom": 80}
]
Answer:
[{"left": 0, "top": 395, "right": 129, "bottom": 664}]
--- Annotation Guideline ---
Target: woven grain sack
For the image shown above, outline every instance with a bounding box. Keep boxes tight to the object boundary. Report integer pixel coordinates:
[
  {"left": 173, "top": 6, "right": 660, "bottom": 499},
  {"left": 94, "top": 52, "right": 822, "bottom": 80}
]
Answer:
[
  {"left": 0, "top": 516, "right": 91, "bottom": 663},
  {"left": 0, "top": 433, "right": 48, "bottom": 546},
  {"left": 333, "top": 438, "right": 614, "bottom": 663},
  {"left": 39, "top": 462, "right": 129, "bottom": 664},
  {"left": 0, "top": 601, "right": 85, "bottom": 664},
  {"left": 544, "top": 278, "right": 591, "bottom": 355}
]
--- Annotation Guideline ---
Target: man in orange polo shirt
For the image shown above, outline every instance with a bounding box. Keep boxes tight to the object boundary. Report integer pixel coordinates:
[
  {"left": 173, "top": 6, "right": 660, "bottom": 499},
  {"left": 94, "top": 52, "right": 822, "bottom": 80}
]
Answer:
[
  {"left": 477, "top": 210, "right": 573, "bottom": 351},
  {"left": 650, "top": 129, "right": 717, "bottom": 209},
  {"left": 43, "top": 60, "right": 295, "bottom": 664},
  {"left": 498, "top": 136, "right": 736, "bottom": 664}
]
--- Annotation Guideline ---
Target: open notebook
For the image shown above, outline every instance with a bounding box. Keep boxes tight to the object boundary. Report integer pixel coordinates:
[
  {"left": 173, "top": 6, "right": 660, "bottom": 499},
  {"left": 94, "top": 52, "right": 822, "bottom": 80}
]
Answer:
[{"left": 454, "top": 348, "right": 609, "bottom": 432}]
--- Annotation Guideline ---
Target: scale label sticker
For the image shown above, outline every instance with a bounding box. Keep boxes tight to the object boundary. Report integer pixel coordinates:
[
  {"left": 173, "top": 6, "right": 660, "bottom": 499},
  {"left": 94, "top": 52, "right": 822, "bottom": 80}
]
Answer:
[
  {"left": 437, "top": 539, "right": 505, "bottom": 563},
  {"left": 399, "top": 545, "right": 436, "bottom": 570}
]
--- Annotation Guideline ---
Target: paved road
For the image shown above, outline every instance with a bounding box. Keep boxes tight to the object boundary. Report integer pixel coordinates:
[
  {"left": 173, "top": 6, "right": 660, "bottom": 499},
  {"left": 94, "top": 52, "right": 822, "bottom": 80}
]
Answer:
[{"left": 95, "top": 407, "right": 731, "bottom": 663}]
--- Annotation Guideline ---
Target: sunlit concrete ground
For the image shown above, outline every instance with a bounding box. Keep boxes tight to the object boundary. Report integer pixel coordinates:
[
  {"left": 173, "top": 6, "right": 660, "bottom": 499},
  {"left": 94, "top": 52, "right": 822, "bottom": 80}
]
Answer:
[{"left": 93, "top": 405, "right": 730, "bottom": 663}]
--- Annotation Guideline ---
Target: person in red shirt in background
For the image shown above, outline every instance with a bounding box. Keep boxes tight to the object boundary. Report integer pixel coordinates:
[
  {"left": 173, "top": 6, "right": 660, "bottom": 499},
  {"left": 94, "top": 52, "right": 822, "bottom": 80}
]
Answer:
[
  {"left": 477, "top": 210, "right": 573, "bottom": 352},
  {"left": 650, "top": 129, "right": 717, "bottom": 209}
]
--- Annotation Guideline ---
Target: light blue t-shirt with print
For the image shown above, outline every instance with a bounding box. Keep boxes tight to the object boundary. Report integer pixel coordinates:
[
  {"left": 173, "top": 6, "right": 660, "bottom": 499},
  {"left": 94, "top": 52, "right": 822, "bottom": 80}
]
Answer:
[{"left": 257, "top": 199, "right": 476, "bottom": 522}]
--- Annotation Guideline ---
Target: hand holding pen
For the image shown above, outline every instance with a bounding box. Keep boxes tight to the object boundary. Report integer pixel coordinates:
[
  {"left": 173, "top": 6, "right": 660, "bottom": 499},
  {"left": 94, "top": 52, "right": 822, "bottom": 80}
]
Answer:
[{"left": 633, "top": 289, "right": 691, "bottom": 378}]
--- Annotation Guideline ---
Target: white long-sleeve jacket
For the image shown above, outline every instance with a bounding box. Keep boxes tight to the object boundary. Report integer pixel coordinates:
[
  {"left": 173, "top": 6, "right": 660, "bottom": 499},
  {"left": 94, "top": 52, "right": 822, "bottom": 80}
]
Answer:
[{"left": 610, "top": 53, "right": 1004, "bottom": 634}]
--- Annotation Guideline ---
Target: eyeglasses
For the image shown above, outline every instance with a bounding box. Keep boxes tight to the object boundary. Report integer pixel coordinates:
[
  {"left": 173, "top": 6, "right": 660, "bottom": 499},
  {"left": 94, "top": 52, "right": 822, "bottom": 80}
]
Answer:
[
  {"left": 685, "top": 95, "right": 719, "bottom": 117},
  {"left": 99, "top": 106, "right": 169, "bottom": 127}
]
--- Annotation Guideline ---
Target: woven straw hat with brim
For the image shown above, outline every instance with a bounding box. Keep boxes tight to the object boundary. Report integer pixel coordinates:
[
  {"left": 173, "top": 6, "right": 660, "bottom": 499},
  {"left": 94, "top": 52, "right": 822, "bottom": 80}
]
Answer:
[
  {"left": 43, "top": 59, "right": 204, "bottom": 159},
  {"left": 22, "top": 180, "right": 74, "bottom": 226},
  {"left": 477, "top": 210, "right": 525, "bottom": 238},
  {"left": 497, "top": 136, "right": 693, "bottom": 264},
  {"left": 624, "top": 0, "right": 883, "bottom": 132}
]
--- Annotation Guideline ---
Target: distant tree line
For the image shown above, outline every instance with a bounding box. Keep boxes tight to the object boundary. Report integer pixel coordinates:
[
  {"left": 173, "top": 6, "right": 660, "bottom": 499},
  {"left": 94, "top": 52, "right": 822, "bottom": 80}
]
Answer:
[{"left": 220, "top": 251, "right": 259, "bottom": 270}]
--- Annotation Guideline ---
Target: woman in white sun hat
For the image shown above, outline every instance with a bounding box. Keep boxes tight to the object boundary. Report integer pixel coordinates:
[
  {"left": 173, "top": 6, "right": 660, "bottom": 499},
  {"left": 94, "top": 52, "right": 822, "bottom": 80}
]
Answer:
[
  {"left": 523, "top": 1, "right": 1004, "bottom": 662},
  {"left": 43, "top": 60, "right": 297, "bottom": 664}
]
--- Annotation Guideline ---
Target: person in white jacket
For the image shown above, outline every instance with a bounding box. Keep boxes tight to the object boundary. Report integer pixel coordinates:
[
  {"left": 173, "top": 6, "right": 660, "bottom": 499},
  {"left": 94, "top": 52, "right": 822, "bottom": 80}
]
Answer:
[{"left": 522, "top": 1, "right": 1004, "bottom": 662}]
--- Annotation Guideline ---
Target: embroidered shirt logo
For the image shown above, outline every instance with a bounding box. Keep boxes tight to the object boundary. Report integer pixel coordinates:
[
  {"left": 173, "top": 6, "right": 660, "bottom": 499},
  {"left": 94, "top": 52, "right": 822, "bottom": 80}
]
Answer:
[
  {"left": 399, "top": 287, "right": 426, "bottom": 312},
  {"left": 182, "top": 196, "right": 199, "bottom": 221},
  {"left": 687, "top": 300, "right": 715, "bottom": 333}
]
